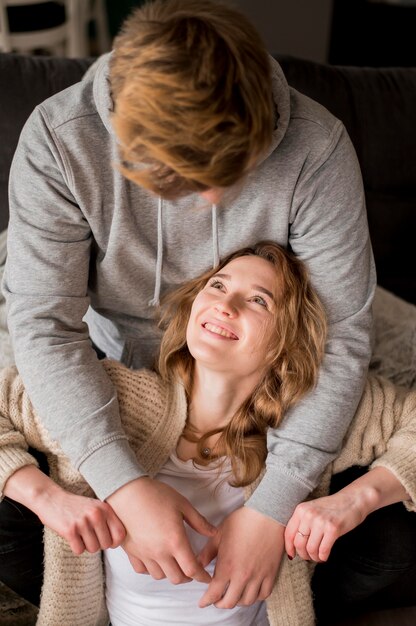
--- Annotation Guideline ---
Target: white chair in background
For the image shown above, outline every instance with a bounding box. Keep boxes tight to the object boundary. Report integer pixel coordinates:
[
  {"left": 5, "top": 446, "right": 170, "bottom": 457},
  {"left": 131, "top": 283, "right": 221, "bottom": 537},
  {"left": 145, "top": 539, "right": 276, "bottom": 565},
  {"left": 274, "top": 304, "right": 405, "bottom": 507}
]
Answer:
[
  {"left": 0, "top": 0, "right": 70, "bottom": 55},
  {"left": 0, "top": 0, "right": 111, "bottom": 56},
  {"left": 67, "top": 0, "right": 111, "bottom": 57}
]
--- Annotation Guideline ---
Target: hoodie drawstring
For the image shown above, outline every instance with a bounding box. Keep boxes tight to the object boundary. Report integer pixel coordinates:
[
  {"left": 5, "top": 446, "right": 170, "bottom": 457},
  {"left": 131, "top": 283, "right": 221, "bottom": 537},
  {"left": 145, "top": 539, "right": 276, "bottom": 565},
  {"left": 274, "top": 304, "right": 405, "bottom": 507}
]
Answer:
[
  {"left": 148, "top": 199, "right": 220, "bottom": 308},
  {"left": 212, "top": 203, "right": 219, "bottom": 268},
  {"left": 148, "top": 196, "right": 164, "bottom": 307}
]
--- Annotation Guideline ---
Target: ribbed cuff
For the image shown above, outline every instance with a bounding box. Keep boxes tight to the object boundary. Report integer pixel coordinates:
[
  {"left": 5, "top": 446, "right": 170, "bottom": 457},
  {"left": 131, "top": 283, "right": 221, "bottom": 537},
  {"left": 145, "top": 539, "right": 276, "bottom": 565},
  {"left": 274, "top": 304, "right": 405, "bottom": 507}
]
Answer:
[
  {"left": 245, "top": 467, "right": 313, "bottom": 526},
  {"left": 0, "top": 447, "right": 39, "bottom": 500},
  {"left": 78, "top": 437, "right": 147, "bottom": 501},
  {"left": 372, "top": 450, "right": 416, "bottom": 513}
]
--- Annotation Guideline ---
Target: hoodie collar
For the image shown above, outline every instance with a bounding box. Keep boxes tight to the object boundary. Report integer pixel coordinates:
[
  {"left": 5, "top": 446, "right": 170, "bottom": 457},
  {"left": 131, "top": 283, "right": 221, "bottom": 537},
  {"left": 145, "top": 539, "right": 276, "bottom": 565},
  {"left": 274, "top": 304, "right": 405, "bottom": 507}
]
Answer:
[
  {"left": 255, "top": 55, "right": 291, "bottom": 167},
  {"left": 90, "top": 51, "right": 114, "bottom": 135}
]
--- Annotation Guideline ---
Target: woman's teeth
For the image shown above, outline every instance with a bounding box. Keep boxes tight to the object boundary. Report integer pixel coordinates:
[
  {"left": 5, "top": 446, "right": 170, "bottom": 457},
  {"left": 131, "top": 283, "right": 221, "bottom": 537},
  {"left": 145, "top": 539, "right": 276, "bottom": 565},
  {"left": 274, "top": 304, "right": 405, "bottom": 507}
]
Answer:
[{"left": 203, "top": 323, "right": 238, "bottom": 339}]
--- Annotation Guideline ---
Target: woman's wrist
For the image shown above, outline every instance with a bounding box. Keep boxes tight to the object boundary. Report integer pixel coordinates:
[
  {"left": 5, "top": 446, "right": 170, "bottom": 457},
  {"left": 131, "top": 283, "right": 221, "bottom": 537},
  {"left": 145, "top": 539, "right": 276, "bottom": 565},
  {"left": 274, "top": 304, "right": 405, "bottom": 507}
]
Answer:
[
  {"left": 4, "top": 465, "right": 64, "bottom": 515},
  {"left": 336, "top": 466, "right": 410, "bottom": 519}
]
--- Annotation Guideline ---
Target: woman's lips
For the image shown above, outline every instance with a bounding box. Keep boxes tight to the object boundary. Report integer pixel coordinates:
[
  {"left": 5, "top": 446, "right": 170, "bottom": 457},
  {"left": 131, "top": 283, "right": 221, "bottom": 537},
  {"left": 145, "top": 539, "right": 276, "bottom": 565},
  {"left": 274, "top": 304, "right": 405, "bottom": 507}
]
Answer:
[{"left": 202, "top": 322, "right": 239, "bottom": 340}]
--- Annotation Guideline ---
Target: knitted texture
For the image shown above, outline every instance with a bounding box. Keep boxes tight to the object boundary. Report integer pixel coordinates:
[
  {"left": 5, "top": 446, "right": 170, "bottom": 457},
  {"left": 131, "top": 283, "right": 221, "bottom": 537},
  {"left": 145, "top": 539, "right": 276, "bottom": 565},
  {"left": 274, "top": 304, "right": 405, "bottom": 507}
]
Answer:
[
  {"left": 370, "top": 286, "right": 416, "bottom": 390},
  {"left": 0, "top": 361, "right": 415, "bottom": 625}
]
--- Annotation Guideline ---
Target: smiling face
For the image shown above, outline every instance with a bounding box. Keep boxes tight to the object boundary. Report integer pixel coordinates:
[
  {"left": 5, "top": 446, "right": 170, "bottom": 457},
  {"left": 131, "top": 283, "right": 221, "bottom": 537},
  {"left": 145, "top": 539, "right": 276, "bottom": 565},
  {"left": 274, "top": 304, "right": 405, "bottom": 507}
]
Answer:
[{"left": 186, "top": 255, "right": 279, "bottom": 382}]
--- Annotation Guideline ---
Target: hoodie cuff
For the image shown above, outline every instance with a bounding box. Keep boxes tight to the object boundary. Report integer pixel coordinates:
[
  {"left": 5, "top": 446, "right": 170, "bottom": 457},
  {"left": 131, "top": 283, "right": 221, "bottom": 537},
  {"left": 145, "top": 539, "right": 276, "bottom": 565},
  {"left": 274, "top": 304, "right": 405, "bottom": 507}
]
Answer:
[
  {"left": 244, "top": 467, "right": 313, "bottom": 526},
  {"left": 78, "top": 437, "right": 146, "bottom": 501}
]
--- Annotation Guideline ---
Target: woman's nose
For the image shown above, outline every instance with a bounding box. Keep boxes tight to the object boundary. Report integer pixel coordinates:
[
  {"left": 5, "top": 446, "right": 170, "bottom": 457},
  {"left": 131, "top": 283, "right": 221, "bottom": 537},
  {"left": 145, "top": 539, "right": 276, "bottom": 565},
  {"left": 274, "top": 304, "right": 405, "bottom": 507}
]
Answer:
[{"left": 214, "top": 298, "right": 237, "bottom": 317}]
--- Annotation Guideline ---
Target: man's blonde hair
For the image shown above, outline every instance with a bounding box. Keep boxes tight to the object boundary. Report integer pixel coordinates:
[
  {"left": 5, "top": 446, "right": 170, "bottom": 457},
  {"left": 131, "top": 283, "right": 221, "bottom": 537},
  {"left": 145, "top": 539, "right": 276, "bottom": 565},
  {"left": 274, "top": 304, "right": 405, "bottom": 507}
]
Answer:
[{"left": 110, "top": 0, "right": 274, "bottom": 198}]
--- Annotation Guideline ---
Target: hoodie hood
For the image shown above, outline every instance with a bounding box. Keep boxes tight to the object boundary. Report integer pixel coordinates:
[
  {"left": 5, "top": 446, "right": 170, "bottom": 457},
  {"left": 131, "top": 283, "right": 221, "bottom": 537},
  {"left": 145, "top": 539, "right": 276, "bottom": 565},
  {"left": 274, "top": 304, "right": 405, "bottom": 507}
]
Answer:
[
  {"left": 89, "top": 52, "right": 291, "bottom": 161},
  {"left": 261, "top": 55, "right": 291, "bottom": 164},
  {"left": 87, "top": 52, "right": 291, "bottom": 306}
]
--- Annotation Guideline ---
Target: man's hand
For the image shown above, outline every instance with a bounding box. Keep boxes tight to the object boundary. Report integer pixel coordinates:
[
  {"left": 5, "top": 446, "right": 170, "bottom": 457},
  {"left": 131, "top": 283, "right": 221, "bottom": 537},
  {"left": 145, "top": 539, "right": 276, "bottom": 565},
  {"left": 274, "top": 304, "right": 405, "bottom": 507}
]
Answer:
[
  {"left": 197, "top": 507, "right": 285, "bottom": 609},
  {"left": 107, "top": 477, "right": 217, "bottom": 585}
]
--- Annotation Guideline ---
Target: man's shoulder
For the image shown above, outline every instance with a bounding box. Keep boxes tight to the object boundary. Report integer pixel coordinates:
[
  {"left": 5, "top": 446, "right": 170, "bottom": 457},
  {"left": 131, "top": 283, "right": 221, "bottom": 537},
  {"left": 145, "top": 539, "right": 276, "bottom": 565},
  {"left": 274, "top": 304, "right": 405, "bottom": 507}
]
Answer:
[
  {"left": 289, "top": 86, "right": 341, "bottom": 136},
  {"left": 37, "top": 75, "right": 98, "bottom": 132}
]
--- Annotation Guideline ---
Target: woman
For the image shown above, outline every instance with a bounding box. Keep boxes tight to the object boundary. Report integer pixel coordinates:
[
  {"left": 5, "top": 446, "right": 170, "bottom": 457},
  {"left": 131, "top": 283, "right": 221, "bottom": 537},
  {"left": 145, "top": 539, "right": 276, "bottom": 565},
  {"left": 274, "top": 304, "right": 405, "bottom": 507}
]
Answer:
[{"left": 0, "top": 242, "right": 415, "bottom": 626}]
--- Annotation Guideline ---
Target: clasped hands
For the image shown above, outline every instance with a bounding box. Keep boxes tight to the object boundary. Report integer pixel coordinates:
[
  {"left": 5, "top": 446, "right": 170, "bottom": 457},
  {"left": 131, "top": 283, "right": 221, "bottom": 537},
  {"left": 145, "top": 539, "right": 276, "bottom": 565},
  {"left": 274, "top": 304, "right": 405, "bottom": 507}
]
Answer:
[
  {"left": 106, "top": 477, "right": 284, "bottom": 609},
  {"left": 40, "top": 473, "right": 371, "bottom": 608}
]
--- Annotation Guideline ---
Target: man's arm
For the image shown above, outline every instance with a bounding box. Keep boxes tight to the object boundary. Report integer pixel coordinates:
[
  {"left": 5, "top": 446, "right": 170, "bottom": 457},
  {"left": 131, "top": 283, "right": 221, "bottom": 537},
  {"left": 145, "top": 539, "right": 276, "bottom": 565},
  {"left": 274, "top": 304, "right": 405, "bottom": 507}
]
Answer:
[
  {"left": 247, "top": 121, "right": 376, "bottom": 524},
  {"left": 199, "top": 122, "right": 376, "bottom": 609},
  {"left": 4, "top": 107, "right": 216, "bottom": 584},
  {"left": 4, "top": 105, "right": 143, "bottom": 499}
]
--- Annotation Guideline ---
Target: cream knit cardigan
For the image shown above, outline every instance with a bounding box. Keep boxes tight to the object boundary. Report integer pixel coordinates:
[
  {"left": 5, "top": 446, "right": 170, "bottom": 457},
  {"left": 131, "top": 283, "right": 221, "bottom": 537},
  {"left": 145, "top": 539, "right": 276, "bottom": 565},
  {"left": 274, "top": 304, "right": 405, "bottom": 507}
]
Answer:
[{"left": 0, "top": 359, "right": 415, "bottom": 626}]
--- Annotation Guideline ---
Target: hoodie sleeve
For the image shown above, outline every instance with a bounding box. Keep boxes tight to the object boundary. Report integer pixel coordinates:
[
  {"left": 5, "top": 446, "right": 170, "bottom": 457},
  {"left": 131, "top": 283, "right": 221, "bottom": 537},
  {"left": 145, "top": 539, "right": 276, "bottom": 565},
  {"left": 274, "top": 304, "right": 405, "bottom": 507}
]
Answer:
[
  {"left": 246, "top": 121, "right": 376, "bottom": 524},
  {"left": 2, "top": 106, "right": 145, "bottom": 501}
]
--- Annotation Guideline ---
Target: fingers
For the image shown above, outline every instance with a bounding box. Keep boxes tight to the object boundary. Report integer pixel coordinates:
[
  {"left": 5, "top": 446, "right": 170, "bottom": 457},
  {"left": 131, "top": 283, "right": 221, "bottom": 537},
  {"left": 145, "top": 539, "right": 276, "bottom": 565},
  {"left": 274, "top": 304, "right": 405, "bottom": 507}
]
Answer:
[
  {"left": 212, "top": 579, "right": 241, "bottom": 610},
  {"left": 197, "top": 535, "right": 219, "bottom": 568},
  {"left": 106, "top": 509, "right": 126, "bottom": 548},
  {"left": 199, "top": 575, "right": 230, "bottom": 608},
  {"left": 143, "top": 559, "right": 165, "bottom": 580},
  {"left": 67, "top": 533, "right": 87, "bottom": 556},
  {"left": 79, "top": 503, "right": 126, "bottom": 553},
  {"left": 158, "top": 557, "right": 192, "bottom": 585},
  {"left": 128, "top": 555, "right": 148, "bottom": 574},
  {"left": 176, "top": 544, "right": 212, "bottom": 584},
  {"left": 236, "top": 581, "right": 262, "bottom": 607},
  {"left": 286, "top": 521, "right": 337, "bottom": 563},
  {"left": 89, "top": 516, "right": 113, "bottom": 551},
  {"left": 182, "top": 501, "right": 217, "bottom": 538},
  {"left": 318, "top": 530, "right": 337, "bottom": 562},
  {"left": 127, "top": 547, "right": 204, "bottom": 585},
  {"left": 200, "top": 575, "right": 269, "bottom": 610},
  {"left": 284, "top": 512, "right": 300, "bottom": 559},
  {"left": 235, "top": 578, "right": 273, "bottom": 607},
  {"left": 293, "top": 529, "right": 313, "bottom": 561}
]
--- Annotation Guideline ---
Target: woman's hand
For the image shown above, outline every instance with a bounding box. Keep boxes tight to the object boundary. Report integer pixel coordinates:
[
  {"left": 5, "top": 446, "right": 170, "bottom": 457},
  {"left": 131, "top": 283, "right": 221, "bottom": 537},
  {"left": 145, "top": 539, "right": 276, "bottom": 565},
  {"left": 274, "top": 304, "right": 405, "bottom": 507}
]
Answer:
[
  {"left": 285, "top": 466, "right": 411, "bottom": 563},
  {"left": 284, "top": 490, "right": 368, "bottom": 563},
  {"left": 197, "top": 507, "right": 284, "bottom": 609},
  {"left": 4, "top": 465, "right": 126, "bottom": 555},
  {"left": 35, "top": 488, "right": 126, "bottom": 555}
]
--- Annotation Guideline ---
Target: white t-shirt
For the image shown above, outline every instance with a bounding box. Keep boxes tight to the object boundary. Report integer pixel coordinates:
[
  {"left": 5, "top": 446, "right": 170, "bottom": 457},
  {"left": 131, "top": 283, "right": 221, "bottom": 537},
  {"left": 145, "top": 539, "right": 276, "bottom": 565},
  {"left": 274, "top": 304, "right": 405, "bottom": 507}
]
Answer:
[{"left": 104, "top": 451, "right": 269, "bottom": 625}]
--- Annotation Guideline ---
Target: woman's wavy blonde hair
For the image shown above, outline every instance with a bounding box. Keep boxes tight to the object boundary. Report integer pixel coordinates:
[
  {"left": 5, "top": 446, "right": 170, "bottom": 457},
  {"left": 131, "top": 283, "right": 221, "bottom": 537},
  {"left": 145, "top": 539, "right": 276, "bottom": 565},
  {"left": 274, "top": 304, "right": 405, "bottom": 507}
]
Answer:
[
  {"left": 157, "top": 241, "right": 327, "bottom": 486},
  {"left": 110, "top": 0, "right": 274, "bottom": 198}
]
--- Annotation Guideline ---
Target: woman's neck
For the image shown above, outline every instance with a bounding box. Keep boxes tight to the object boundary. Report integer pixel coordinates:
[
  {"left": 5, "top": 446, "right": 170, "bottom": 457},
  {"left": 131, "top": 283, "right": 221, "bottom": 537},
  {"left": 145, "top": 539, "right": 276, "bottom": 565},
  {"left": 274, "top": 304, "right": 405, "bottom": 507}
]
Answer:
[{"left": 188, "top": 364, "right": 259, "bottom": 434}]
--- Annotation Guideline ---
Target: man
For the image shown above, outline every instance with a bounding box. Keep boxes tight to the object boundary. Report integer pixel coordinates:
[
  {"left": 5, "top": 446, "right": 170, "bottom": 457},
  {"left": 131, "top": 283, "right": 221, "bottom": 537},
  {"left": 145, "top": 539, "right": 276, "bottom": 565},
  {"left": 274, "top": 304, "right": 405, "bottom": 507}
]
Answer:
[{"left": 1, "top": 0, "right": 375, "bottom": 612}]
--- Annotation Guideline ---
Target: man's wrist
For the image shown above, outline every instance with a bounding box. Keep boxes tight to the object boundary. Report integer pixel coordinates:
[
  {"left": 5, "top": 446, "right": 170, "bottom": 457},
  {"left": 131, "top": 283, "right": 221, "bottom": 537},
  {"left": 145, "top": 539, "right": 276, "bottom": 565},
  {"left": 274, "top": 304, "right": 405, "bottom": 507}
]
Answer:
[
  {"left": 78, "top": 437, "right": 146, "bottom": 500},
  {"left": 106, "top": 475, "right": 152, "bottom": 507}
]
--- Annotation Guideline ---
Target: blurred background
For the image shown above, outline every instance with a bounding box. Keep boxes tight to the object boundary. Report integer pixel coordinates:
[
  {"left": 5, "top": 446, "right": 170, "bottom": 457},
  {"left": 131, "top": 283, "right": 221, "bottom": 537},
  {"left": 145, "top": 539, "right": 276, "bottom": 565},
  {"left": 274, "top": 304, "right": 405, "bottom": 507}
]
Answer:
[{"left": 1, "top": 0, "right": 416, "bottom": 65}]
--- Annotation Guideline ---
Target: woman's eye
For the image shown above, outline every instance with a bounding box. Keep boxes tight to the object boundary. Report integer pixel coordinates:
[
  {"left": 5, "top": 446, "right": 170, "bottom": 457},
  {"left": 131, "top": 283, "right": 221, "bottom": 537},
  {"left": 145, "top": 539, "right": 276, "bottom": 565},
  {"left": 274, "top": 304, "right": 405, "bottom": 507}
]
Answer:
[
  {"left": 251, "top": 295, "right": 268, "bottom": 308},
  {"left": 209, "top": 280, "right": 224, "bottom": 290}
]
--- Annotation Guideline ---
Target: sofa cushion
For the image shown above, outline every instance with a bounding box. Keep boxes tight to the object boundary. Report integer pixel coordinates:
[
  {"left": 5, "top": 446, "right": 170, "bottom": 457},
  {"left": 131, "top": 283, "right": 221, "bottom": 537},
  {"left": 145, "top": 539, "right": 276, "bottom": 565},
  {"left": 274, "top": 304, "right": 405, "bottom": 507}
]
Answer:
[
  {"left": 275, "top": 55, "right": 416, "bottom": 304},
  {"left": 0, "top": 53, "right": 93, "bottom": 232}
]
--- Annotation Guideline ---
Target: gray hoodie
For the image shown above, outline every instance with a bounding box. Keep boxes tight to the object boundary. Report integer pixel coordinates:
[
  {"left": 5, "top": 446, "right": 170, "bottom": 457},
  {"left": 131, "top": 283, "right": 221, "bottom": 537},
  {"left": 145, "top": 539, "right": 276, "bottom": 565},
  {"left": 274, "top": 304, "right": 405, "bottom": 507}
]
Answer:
[{"left": 3, "top": 54, "right": 375, "bottom": 525}]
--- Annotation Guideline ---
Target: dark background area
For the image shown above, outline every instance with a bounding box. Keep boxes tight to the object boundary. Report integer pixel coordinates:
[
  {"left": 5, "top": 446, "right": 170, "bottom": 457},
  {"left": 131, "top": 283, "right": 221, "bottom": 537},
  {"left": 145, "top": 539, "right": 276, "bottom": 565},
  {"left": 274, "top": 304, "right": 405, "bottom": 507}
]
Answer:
[
  {"left": 104, "top": 0, "right": 416, "bottom": 67},
  {"left": 4, "top": 1, "right": 416, "bottom": 66}
]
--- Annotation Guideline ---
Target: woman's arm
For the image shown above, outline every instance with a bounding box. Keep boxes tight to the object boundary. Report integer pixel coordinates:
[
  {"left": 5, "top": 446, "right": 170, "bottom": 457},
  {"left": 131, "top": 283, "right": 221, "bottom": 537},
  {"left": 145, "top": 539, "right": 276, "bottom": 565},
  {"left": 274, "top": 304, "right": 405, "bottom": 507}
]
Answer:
[
  {"left": 4, "top": 464, "right": 126, "bottom": 555},
  {"left": 284, "top": 466, "right": 410, "bottom": 563}
]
